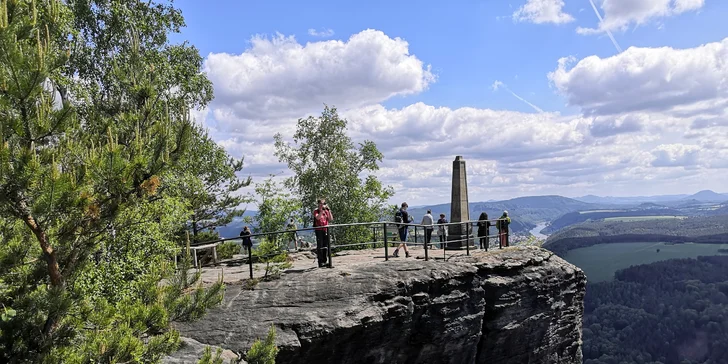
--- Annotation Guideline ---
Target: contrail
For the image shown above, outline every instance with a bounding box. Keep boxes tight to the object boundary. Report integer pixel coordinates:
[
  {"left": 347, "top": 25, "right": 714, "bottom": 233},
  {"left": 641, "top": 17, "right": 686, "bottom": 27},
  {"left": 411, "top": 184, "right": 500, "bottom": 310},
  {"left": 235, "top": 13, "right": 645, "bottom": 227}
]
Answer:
[
  {"left": 492, "top": 81, "right": 544, "bottom": 113},
  {"left": 587, "top": 0, "right": 623, "bottom": 52}
]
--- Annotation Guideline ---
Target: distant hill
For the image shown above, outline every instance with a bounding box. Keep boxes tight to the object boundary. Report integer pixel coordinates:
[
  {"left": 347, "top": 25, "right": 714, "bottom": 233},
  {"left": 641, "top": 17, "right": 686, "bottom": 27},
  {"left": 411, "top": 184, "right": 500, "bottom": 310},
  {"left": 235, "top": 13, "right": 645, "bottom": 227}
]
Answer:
[
  {"left": 211, "top": 210, "right": 258, "bottom": 239},
  {"left": 575, "top": 191, "right": 728, "bottom": 205},
  {"left": 543, "top": 215, "right": 728, "bottom": 256},
  {"left": 543, "top": 207, "right": 684, "bottom": 234},
  {"left": 575, "top": 194, "right": 687, "bottom": 205},
  {"left": 686, "top": 190, "right": 728, "bottom": 202},
  {"left": 408, "top": 195, "right": 602, "bottom": 234}
]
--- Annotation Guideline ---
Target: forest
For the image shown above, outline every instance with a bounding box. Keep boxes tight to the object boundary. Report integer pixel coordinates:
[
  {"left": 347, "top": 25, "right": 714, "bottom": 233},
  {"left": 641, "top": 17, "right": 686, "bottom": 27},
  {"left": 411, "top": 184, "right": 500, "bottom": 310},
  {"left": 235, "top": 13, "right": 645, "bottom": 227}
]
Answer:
[
  {"left": 583, "top": 256, "right": 728, "bottom": 364},
  {"left": 543, "top": 215, "right": 728, "bottom": 256}
]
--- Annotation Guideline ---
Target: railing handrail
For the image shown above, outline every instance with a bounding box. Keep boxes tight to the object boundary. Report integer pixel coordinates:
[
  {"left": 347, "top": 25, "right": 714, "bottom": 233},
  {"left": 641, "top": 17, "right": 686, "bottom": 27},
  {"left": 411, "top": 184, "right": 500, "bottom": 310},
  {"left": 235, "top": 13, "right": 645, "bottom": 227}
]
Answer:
[{"left": 192, "top": 218, "right": 510, "bottom": 247}]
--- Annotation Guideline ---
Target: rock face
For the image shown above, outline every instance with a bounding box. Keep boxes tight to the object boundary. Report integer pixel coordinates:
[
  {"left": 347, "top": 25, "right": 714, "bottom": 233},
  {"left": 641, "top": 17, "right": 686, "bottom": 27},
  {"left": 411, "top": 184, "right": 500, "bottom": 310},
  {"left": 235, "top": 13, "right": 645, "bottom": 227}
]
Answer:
[{"left": 166, "top": 247, "right": 586, "bottom": 364}]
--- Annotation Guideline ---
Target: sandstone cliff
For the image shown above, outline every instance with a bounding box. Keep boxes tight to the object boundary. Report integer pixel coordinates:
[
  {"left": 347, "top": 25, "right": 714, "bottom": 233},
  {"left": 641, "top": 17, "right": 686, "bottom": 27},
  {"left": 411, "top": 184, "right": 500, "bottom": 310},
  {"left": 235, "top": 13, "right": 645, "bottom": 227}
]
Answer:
[{"left": 165, "top": 246, "right": 586, "bottom": 364}]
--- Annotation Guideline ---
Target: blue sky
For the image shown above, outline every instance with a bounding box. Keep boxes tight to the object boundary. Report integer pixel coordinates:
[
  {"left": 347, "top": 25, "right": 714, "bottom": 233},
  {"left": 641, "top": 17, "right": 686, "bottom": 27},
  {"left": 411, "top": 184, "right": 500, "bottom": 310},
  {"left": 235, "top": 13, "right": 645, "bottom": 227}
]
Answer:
[{"left": 173, "top": 0, "right": 728, "bottom": 204}]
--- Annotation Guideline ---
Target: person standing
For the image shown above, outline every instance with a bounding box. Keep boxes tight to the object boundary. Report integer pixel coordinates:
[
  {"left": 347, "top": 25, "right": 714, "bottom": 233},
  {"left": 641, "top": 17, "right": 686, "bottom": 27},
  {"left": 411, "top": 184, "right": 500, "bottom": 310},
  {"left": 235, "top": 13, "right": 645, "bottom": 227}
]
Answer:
[
  {"left": 313, "top": 199, "right": 333, "bottom": 267},
  {"left": 393, "top": 202, "right": 413, "bottom": 258},
  {"left": 421, "top": 209, "right": 434, "bottom": 249},
  {"left": 437, "top": 213, "right": 448, "bottom": 249},
  {"left": 240, "top": 226, "right": 253, "bottom": 255},
  {"left": 286, "top": 218, "right": 298, "bottom": 251},
  {"left": 497, "top": 211, "right": 511, "bottom": 248},
  {"left": 477, "top": 212, "right": 491, "bottom": 250}
]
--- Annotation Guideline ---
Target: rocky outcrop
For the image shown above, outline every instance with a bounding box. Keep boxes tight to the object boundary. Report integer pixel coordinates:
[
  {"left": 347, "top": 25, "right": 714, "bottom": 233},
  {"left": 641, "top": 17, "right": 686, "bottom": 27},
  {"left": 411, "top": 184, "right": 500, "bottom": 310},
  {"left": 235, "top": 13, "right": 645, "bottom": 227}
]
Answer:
[{"left": 166, "top": 246, "right": 586, "bottom": 364}]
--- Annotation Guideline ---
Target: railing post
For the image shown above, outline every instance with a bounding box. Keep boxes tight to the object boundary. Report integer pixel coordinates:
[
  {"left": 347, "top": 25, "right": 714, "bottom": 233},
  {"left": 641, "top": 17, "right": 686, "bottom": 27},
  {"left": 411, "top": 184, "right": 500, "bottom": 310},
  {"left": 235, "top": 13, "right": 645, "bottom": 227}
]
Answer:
[
  {"left": 466, "top": 222, "right": 470, "bottom": 256},
  {"left": 414, "top": 225, "right": 418, "bottom": 246},
  {"left": 424, "top": 228, "right": 429, "bottom": 261},
  {"left": 372, "top": 226, "right": 376, "bottom": 249},
  {"left": 383, "top": 222, "right": 389, "bottom": 261},
  {"left": 499, "top": 219, "right": 504, "bottom": 249},
  {"left": 248, "top": 243, "right": 254, "bottom": 279},
  {"left": 327, "top": 229, "right": 333, "bottom": 268}
]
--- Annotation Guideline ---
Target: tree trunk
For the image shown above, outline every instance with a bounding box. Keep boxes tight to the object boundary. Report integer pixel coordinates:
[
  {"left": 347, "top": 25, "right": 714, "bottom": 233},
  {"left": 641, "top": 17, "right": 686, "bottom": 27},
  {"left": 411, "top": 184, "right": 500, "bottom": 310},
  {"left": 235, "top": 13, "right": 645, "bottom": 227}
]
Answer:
[{"left": 22, "top": 213, "right": 63, "bottom": 287}]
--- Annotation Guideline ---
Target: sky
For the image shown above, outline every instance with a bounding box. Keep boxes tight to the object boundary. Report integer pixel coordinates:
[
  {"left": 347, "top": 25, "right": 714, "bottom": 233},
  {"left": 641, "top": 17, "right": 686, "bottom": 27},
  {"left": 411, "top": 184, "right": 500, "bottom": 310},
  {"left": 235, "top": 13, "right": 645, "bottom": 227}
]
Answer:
[{"left": 171, "top": 0, "right": 728, "bottom": 206}]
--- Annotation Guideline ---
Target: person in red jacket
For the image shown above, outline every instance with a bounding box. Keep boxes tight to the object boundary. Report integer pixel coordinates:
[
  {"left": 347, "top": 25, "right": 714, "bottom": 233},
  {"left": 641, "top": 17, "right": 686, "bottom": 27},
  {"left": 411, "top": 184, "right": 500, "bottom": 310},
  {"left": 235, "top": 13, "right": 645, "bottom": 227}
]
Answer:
[{"left": 313, "top": 198, "right": 334, "bottom": 267}]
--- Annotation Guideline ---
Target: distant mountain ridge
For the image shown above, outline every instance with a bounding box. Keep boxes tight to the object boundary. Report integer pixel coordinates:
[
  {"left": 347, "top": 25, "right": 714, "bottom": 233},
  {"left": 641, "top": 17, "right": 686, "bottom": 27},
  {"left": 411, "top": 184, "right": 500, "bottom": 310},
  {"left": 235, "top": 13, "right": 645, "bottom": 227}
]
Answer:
[
  {"left": 407, "top": 195, "right": 603, "bottom": 234},
  {"left": 575, "top": 190, "right": 728, "bottom": 205},
  {"left": 213, "top": 191, "right": 728, "bottom": 238}
]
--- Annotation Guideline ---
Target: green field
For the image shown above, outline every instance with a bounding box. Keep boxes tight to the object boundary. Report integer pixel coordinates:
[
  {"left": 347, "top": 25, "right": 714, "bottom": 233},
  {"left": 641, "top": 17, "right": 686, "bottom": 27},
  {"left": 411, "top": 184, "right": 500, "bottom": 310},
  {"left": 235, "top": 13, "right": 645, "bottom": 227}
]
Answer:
[
  {"left": 602, "top": 215, "right": 686, "bottom": 222},
  {"left": 562, "top": 242, "right": 728, "bottom": 282}
]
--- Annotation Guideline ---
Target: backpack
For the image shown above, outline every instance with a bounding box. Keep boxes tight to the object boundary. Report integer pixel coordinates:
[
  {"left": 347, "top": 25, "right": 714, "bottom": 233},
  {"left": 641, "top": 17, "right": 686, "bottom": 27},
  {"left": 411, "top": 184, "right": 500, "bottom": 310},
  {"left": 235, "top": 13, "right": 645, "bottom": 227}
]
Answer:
[{"left": 394, "top": 210, "right": 403, "bottom": 224}]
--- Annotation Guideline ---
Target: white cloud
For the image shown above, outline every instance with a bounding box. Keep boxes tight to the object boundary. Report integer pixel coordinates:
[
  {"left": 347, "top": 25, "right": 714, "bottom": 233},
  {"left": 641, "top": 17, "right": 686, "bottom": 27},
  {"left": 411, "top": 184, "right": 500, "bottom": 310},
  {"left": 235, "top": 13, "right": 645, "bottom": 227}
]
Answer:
[
  {"left": 651, "top": 143, "right": 702, "bottom": 167},
  {"left": 308, "top": 28, "right": 334, "bottom": 37},
  {"left": 548, "top": 38, "right": 728, "bottom": 116},
  {"left": 203, "top": 29, "right": 435, "bottom": 121},
  {"left": 198, "top": 28, "right": 728, "bottom": 205},
  {"left": 513, "top": 0, "right": 575, "bottom": 24},
  {"left": 577, "top": 0, "right": 704, "bottom": 34}
]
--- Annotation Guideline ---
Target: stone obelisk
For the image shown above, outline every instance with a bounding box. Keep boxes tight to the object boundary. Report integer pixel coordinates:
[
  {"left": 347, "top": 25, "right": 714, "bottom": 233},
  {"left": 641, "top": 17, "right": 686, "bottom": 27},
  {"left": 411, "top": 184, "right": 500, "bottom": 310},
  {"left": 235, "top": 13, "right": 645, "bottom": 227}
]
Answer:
[{"left": 447, "top": 156, "right": 471, "bottom": 249}]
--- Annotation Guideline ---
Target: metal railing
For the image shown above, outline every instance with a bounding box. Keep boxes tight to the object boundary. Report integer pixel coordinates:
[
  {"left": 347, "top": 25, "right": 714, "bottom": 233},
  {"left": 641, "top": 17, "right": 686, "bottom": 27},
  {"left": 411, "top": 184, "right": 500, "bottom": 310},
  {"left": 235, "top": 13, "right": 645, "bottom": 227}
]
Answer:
[{"left": 181, "top": 218, "right": 511, "bottom": 279}]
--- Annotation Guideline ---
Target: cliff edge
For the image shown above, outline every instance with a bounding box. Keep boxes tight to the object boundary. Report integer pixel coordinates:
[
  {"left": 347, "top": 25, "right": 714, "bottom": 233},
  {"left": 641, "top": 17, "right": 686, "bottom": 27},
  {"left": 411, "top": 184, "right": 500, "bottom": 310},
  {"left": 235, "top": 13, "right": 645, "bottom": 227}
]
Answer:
[{"left": 165, "top": 246, "right": 586, "bottom": 364}]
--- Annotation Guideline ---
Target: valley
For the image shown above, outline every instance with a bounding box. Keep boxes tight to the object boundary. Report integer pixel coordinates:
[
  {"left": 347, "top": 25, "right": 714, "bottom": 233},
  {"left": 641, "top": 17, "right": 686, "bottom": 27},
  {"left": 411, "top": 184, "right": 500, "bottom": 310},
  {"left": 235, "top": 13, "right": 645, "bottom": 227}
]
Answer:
[{"left": 563, "top": 242, "right": 728, "bottom": 282}]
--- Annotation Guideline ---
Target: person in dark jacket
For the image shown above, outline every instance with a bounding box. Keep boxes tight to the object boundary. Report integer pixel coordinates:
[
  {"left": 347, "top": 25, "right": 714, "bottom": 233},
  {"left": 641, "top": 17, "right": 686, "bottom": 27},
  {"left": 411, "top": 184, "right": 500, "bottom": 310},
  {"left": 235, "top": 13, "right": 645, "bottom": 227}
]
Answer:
[
  {"left": 497, "top": 211, "right": 511, "bottom": 248},
  {"left": 477, "top": 212, "right": 490, "bottom": 250},
  {"left": 240, "top": 226, "right": 253, "bottom": 255},
  {"left": 393, "top": 202, "right": 413, "bottom": 258},
  {"left": 437, "top": 213, "right": 448, "bottom": 249}
]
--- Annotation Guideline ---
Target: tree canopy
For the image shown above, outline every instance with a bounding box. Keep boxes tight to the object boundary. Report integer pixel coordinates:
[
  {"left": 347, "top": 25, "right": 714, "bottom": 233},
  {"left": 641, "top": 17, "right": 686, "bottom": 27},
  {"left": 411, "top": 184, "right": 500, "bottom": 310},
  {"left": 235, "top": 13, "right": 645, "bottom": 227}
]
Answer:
[
  {"left": 273, "top": 105, "right": 393, "bottom": 244},
  {"left": 0, "top": 0, "right": 232, "bottom": 362}
]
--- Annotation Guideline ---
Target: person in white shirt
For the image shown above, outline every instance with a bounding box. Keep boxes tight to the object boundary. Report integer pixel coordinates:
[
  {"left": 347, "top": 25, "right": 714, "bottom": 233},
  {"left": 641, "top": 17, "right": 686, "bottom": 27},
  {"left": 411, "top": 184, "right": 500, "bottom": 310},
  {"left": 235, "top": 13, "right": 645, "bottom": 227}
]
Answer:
[{"left": 421, "top": 209, "right": 434, "bottom": 249}]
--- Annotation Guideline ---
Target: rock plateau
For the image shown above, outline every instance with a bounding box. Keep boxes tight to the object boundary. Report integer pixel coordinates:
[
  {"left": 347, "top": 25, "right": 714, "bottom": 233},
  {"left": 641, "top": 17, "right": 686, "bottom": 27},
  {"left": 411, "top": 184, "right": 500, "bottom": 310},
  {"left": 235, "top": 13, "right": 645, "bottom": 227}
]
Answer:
[{"left": 165, "top": 246, "right": 586, "bottom": 364}]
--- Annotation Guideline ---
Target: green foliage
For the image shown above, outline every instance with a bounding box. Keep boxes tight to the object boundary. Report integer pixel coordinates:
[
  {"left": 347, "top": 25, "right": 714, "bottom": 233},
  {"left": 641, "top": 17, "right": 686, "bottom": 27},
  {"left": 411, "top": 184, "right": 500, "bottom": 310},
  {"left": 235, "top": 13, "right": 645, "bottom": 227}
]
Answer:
[
  {"left": 584, "top": 256, "right": 728, "bottom": 364},
  {"left": 216, "top": 241, "right": 240, "bottom": 260},
  {"left": 253, "top": 238, "right": 292, "bottom": 281},
  {"left": 247, "top": 176, "right": 297, "bottom": 280},
  {"left": 251, "top": 176, "right": 301, "bottom": 245},
  {"left": 198, "top": 346, "right": 222, "bottom": 364},
  {"left": 246, "top": 326, "right": 278, "bottom": 364},
  {"left": 0, "top": 0, "right": 227, "bottom": 362},
  {"left": 274, "top": 105, "right": 394, "bottom": 247},
  {"left": 173, "top": 124, "right": 252, "bottom": 243}
]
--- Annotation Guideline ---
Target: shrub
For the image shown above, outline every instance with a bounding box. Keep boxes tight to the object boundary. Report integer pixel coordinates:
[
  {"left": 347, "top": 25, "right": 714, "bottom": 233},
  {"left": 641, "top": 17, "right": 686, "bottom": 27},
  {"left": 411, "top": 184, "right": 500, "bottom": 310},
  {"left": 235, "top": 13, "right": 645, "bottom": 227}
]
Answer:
[
  {"left": 217, "top": 241, "right": 240, "bottom": 260},
  {"left": 254, "top": 239, "right": 292, "bottom": 281},
  {"left": 246, "top": 326, "right": 279, "bottom": 364}
]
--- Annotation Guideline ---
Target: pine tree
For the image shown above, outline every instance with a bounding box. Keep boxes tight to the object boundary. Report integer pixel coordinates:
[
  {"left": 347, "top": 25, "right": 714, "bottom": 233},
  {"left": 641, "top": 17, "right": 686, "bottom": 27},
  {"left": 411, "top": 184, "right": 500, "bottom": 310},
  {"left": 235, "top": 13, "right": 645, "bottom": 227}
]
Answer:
[
  {"left": 0, "top": 1, "right": 226, "bottom": 362},
  {"left": 173, "top": 124, "right": 252, "bottom": 244}
]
